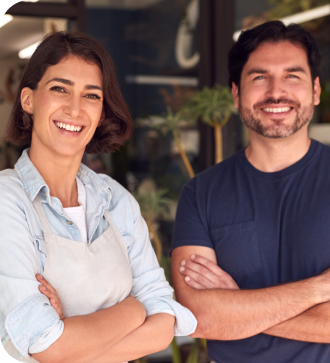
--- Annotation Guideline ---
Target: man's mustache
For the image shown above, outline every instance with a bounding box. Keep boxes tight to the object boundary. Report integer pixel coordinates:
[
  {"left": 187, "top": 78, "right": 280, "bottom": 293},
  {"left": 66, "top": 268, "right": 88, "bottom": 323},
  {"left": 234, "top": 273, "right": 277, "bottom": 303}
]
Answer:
[{"left": 254, "top": 98, "right": 300, "bottom": 110}]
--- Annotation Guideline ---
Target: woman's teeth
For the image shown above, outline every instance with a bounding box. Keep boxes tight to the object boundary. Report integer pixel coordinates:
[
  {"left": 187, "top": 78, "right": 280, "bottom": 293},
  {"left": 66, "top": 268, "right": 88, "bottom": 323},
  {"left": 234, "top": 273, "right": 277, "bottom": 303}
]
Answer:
[
  {"left": 262, "top": 107, "right": 291, "bottom": 113},
  {"left": 55, "top": 122, "right": 82, "bottom": 132}
]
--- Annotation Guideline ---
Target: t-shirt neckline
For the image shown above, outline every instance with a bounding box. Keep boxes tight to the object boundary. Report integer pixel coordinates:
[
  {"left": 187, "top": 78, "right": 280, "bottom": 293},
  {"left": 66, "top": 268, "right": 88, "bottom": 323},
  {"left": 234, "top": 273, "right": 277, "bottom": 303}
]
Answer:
[{"left": 238, "top": 139, "right": 320, "bottom": 181}]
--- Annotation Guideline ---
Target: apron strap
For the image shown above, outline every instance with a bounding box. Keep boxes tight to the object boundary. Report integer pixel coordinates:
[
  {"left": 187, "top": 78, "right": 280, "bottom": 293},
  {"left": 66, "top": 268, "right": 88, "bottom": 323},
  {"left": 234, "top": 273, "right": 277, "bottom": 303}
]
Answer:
[
  {"left": 32, "top": 196, "right": 53, "bottom": 235},
  {"left": 103, "top": 209, "right": 123, "bottom": 241}
]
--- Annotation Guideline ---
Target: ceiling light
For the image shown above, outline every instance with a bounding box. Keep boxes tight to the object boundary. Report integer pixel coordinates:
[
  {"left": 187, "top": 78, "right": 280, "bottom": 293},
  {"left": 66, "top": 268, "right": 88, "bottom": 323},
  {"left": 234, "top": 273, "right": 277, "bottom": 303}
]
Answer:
[
  {"left": 233, "top": 4, "right": 330, "bottom": 41},
  {"left": 18, "top": 41, "right": 40, "bottom": 59},
  {"left": 0, "top": 14, "right": 13, "bottom": 28}
]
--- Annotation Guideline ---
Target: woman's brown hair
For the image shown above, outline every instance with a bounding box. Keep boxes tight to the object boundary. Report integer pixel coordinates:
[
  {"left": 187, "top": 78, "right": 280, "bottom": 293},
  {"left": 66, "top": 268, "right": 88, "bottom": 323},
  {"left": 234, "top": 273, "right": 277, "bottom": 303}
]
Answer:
[{"left": 5, "top": 31, "right": 133, "bottom": 154}]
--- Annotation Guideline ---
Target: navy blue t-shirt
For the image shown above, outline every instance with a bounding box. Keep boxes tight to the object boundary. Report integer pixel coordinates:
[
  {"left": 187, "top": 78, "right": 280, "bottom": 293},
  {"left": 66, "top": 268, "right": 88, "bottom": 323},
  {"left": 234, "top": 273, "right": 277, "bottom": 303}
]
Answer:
[{"left": 172, "top": 139, "right": 330, "bottom": 363}]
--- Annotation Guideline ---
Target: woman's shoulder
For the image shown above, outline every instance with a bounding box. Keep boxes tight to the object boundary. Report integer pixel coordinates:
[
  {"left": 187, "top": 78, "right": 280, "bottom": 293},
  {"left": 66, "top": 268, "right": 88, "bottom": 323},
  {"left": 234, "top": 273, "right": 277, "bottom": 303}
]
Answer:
[
  {"left": 78, "top": 164, "right": 139, "bottom": 211},
  {"left": 0, "top": 168, "right": 25, "bottom": 196},
  {"left": 97, "top": 173, "right": 139, "bottom": 210}
]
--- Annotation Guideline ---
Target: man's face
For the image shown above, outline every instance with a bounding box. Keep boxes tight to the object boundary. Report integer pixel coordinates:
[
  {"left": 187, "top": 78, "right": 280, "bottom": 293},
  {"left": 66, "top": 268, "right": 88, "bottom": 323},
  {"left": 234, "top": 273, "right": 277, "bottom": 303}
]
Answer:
[{"left": 231, "top": 41, "right": 321, "bottom": 139}]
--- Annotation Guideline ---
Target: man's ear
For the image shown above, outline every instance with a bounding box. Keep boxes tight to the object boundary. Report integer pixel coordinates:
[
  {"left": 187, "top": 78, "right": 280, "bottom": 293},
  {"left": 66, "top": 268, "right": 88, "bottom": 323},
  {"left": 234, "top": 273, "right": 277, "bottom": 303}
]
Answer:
[
  {"left": 313, "top": 76, "right": 321, "bottom": 106},
  {"left": 21, "top": 87, "right": 34, "bottom": 114},
  {"left": 231, "top": 82, "right": 239, "bottom": 109}
]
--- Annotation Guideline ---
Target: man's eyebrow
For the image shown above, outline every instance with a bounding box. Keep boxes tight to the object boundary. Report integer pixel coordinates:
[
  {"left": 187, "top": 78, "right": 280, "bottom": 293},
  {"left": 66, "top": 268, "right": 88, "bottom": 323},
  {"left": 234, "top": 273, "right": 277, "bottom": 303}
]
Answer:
[
  {"left": 285, "top": 66, "right": 306, "bottom": 74},
  {"left": 46, "top": 78, "right": 103, "bottom": 91},
  {"left": 247, "top": 68, "right": 268, "bottom": 76}
]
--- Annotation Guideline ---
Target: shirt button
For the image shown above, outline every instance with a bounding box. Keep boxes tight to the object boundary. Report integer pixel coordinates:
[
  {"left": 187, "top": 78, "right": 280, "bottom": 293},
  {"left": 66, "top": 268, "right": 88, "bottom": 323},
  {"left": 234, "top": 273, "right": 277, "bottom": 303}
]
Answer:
[{"left": 67, "top": 220, "right": 73, "bottom": 225}]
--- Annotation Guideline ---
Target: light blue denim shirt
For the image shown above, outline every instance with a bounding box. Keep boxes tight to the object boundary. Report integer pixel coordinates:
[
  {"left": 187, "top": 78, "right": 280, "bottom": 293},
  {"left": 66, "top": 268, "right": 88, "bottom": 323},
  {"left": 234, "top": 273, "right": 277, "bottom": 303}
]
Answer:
[{"left": 0, "top": 149, "right": 197, "bottom": 359}]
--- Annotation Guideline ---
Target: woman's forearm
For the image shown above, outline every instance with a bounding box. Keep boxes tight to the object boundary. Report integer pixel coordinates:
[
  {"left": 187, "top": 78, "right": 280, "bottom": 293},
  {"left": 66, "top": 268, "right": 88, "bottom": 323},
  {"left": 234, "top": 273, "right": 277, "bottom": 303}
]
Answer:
[
  {"left": 32, "top": 296, "right": 146, "bottom": 363},
  {"left": 91, "top": 313, "right": 175, "bottom": 363}
]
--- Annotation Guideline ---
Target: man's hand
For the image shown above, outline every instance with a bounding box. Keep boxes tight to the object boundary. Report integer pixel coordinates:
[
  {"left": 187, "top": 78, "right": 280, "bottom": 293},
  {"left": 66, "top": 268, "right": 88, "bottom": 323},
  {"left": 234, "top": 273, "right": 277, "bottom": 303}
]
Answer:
[{"left": 179, "top": 254, "right": 239, "bottom": 290}]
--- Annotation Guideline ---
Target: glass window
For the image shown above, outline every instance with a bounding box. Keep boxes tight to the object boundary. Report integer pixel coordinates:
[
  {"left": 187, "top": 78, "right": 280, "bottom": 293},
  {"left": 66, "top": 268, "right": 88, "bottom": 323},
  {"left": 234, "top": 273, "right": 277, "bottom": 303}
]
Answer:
[{"left": 87, "top": 0, "right": 199, "bottom": 253}]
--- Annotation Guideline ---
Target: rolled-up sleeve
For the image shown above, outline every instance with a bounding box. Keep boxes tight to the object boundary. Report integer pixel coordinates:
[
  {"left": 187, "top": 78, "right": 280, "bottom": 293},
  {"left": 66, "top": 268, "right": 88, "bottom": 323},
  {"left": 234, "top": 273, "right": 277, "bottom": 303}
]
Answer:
[
  {"left": 127, "top": 194, "right": 197, "bottom": 336},
  {"left": 0, "top": 186, "right": 63, "bottom": 358}
]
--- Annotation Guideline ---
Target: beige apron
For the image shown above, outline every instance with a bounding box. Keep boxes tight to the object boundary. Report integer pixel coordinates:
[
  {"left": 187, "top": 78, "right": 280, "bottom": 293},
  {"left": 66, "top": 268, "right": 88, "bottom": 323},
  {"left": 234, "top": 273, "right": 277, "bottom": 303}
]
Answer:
[{"left": 5, "top": 196, "right": 133, "bottom": 362}]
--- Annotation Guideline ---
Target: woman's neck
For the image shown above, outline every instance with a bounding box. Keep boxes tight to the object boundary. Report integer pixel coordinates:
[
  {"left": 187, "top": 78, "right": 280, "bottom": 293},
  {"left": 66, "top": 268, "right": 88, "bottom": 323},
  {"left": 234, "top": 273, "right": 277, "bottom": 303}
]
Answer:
[{"left": 29, "top": 143, "right": 83, "bottom": 208}]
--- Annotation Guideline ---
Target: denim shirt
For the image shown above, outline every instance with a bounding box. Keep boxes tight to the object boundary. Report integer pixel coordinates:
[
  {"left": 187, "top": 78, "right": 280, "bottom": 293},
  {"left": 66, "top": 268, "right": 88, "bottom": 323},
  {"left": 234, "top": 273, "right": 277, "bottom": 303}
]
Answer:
[{"left": 0, "top": 149, "right": 197, "bottom": 359}]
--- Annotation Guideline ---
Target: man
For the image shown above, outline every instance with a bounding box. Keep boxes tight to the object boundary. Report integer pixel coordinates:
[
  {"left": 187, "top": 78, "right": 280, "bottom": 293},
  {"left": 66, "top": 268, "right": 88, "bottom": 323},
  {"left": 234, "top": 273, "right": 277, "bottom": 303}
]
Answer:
[{"left": 171, "top": 21, "right": 330, "bottom": 363}]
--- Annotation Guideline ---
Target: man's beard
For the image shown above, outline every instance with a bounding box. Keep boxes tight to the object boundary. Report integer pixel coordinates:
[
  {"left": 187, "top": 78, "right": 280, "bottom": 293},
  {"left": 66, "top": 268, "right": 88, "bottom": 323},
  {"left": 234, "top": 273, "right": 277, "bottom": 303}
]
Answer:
[{"left": 239, "top": 97, "right": 315, "bottom": 138}]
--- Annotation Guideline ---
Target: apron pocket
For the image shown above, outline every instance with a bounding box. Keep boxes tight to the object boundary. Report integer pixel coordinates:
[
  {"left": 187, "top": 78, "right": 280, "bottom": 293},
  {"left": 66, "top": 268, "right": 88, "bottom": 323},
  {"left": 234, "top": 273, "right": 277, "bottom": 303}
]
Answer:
[{"left": 210, "top": 221, "right": 261, "bottom": 280}]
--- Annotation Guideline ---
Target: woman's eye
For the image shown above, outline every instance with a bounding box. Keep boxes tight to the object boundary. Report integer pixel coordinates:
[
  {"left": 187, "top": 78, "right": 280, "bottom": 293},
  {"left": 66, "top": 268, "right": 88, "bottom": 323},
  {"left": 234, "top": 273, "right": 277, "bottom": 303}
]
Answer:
[
  {"left": 50, "top": 86, "right": 65, "bottom": 93},
  {"left": 85, "top": 94, "right": 101, "bottom": 100}
]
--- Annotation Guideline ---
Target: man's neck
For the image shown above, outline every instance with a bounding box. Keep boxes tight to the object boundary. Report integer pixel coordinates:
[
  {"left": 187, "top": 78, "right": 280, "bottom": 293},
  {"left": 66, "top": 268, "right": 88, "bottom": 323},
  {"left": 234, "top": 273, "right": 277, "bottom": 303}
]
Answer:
[{"left": 245, "top": 130, "right": 311, "bottom": 173}]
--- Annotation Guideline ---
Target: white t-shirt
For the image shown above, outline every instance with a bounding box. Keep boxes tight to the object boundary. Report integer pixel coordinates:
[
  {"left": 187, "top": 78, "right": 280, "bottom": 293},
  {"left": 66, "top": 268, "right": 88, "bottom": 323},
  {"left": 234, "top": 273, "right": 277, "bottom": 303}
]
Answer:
[{"left": 63, "top": 177, "right": 87, "bottom": 242}]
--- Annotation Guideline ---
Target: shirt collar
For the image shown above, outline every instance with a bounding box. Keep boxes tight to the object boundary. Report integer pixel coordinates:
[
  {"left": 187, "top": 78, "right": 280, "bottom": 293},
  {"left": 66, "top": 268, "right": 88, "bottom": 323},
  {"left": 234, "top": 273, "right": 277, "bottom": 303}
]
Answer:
[
  {"left": 14, "top": 148, "right": 112, "bottom": 206},
  {"left": 14, "top": 149, "right": 49, "bottom": 202}
]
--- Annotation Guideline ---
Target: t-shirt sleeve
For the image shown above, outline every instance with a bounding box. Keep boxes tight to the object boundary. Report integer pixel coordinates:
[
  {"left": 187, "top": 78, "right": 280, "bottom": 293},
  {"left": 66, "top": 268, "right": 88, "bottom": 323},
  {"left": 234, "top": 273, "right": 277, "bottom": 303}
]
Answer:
[{"left": 171, "top": 182, "right": 214, "bottom": 252}]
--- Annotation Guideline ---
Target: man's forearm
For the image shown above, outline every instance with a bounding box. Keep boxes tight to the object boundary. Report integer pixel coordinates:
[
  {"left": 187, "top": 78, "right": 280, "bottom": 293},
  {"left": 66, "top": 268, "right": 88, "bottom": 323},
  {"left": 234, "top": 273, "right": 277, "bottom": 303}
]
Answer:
[
  {"left": 91, "top": 313, "right": 175, "bottom": 363},
  {"left": 264, "top": 301, "right": 330, "bottom": 343},
  {"left": 32, "top": 296, "right": 146, "bottom": 363},
  {"left": 172, "top": 247, "right": 330, "bottom": 341},
  {"left": 184, "top": 277, "right": 324, "bottom": 340}
]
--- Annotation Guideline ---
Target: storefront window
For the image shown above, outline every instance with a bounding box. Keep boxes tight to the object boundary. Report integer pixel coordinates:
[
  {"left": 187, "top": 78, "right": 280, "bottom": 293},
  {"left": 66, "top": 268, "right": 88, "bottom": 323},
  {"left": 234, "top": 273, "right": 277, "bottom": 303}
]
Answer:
[{"left": 87, "top": 0, "right": 199, "bottom": 254}]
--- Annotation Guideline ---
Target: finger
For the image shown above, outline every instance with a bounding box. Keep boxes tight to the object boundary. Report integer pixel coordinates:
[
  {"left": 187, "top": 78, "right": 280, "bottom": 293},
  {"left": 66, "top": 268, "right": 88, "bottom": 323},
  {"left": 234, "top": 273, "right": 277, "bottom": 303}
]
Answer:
[
  {"left": 183, "top": 275, "right": 206, "bottom": 290},
  {"left": 179, "top": 266, "right": 214, "bottom": 289},
  {"left": 36, "top": 274, "right": 57, "bottom": 294},
  {"left": 191, "top": 254, "right": 230, "bottom": 277},
  {"left": 50, "top": 298, "right": 65, "bottom": 320},
  {"left": 182, "top": 260, "right": 219, "bottom": 286},
  {"left": 38, "top": 284, "right": 53, "bottom": 299}
]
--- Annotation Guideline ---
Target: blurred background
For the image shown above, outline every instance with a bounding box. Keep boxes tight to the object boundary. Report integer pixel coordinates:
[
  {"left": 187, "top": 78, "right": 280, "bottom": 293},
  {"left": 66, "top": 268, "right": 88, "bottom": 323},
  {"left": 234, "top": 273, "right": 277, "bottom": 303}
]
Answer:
[{"left": 1, "top": 0, "right": 330, "bottom": 362}]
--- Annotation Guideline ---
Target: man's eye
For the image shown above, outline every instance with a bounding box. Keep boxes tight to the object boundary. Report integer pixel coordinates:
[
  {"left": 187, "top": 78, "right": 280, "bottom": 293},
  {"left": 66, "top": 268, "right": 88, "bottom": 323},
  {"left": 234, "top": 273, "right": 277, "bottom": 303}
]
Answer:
[
  {"left": 50, "top": 86, "right": 65, "bottom": 93},
  {"left": 254, "top": 76, "right": 265, "bottom": 80},
  {"left": 287, "top": 74, "right": 298, "bottom": 79}
]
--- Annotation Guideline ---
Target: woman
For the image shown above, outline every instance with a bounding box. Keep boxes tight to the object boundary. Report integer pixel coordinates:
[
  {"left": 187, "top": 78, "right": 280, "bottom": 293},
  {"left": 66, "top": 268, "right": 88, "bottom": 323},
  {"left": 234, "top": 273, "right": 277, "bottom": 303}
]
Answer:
[{"left": 0, "top": 32, "right": 196, "bottom": 363}]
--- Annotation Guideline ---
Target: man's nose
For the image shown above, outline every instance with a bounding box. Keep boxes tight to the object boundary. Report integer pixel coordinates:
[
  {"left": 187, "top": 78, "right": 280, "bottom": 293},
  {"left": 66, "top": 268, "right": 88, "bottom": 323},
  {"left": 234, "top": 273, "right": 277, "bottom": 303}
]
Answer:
[
  {"left": 265, "top": 77, "right": 287, "bottom": 99},
  {"left": 63, "top": 95, "right": 83, "bottom": 118}
]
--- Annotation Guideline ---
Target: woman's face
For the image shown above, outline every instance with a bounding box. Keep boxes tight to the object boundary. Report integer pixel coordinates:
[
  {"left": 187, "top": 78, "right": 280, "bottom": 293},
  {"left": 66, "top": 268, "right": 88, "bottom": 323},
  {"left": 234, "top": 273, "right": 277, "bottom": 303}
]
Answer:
[{"left": 21, "top": 55, "right": 104, "bottom": 158}]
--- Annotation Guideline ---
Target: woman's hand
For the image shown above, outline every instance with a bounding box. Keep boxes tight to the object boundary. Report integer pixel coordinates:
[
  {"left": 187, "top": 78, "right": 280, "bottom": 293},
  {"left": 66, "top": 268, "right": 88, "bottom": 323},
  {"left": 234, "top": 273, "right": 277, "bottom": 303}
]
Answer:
[{"left": 36, "top": 274, "right": 65, "bottom": 320}]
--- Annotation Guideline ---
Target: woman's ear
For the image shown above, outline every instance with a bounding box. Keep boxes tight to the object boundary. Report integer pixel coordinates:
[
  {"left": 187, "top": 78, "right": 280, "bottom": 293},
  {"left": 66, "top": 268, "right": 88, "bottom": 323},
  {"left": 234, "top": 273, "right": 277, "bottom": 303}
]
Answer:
[{"left": 21, "top": 87, "right": 34, "bottom": 114}]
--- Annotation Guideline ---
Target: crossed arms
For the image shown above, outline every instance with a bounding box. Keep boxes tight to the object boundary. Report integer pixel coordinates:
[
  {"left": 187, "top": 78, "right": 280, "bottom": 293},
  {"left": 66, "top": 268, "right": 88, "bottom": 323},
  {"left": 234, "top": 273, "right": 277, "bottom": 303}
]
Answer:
[{"left": 171, "top": 245, "right": 330, "bottom": 343}]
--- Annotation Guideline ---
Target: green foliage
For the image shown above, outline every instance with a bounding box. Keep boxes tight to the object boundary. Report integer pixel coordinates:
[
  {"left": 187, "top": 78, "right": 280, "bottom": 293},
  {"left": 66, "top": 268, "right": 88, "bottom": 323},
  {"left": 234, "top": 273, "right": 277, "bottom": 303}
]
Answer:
[
  {"left": 320, "top": 81, "right": 330, "bottom": 110},
  {"left": 134, "top": 188, "right": 172, "bottom": 222},
  {"left": 181, "top": 84, "right": 237, "bottom": 128},
  {"left": 268, "top": 0, "right": 329, "bottom": 19},
  {"left": 150, "top": 106, "right": 196, "bottom": 136}
]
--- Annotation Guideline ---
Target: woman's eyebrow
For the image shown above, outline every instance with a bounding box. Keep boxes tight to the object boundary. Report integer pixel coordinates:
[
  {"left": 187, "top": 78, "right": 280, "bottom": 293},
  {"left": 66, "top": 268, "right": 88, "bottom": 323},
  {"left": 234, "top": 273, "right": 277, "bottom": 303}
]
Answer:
[
  {"left": 46, "top": 78, "right": 103, "bottom": 91},
  {"left": 46, "top": 78, "right": 73, "bottom": 86}
]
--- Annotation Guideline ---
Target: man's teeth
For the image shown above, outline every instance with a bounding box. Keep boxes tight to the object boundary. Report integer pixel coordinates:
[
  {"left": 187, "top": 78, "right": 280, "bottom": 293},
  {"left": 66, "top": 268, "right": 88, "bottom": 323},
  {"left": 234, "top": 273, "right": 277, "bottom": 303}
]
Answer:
[
  {"left": 262, "top": 107, "right": 291, "bottom": 113},
  {"left": 55, "top": 122, "right": 82, "bottom": 132}
]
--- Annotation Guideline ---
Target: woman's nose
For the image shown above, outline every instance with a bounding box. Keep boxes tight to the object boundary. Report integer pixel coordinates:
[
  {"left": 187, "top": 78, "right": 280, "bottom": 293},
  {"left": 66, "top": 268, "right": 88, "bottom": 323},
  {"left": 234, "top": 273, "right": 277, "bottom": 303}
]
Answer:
[{"left": 63, "top": 95, "right": 83, "bottom": 118}]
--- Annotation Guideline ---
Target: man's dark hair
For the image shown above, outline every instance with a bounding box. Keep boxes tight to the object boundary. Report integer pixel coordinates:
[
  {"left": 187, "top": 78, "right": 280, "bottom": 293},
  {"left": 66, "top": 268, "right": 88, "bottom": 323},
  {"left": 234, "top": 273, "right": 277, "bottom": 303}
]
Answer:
[
  {"left": 5, "top": 31, "right": 133, "bottom": 154},
  {"left": 228, "top": 20, "right": 322, "bottom": 89}
]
